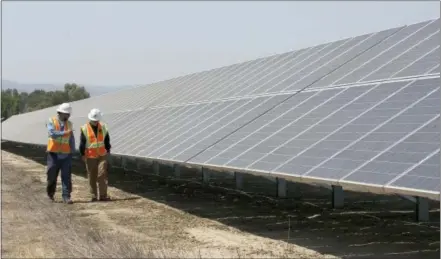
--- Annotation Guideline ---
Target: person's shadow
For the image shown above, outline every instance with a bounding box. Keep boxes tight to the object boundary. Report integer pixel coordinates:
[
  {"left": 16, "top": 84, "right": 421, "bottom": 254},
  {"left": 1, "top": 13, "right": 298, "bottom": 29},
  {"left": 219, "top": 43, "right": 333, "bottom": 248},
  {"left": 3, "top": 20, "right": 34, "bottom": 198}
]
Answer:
[{"left": 52, "top": 197, "right": 141, "bottom": 204}]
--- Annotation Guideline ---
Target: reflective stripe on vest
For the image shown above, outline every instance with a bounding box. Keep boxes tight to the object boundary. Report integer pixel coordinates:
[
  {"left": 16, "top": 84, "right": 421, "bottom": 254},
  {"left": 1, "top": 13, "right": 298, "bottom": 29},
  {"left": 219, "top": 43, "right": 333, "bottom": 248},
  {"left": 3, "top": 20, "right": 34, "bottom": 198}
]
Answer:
[
  {"left": 47, "top": 117, "right": 72, "bottom": 153},
  {"left": 81, "top": 123, "right": 108, "bottom": 158}
]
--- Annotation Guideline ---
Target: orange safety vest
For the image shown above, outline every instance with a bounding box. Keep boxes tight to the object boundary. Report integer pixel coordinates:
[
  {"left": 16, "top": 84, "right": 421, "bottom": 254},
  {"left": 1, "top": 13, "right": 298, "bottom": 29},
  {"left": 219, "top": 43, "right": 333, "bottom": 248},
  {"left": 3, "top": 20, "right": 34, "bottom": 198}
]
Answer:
[
  {"left": 47, "top": 117, "right": 72, "bottom": 153},
  {"left": 81, "top": 122, "right": 108, "bottom": 158}
]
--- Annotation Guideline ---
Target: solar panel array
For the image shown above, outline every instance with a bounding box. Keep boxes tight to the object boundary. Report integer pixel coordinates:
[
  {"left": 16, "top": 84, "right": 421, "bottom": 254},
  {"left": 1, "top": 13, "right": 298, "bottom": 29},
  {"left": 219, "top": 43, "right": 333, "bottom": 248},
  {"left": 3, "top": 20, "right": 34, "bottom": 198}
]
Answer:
[{"left": 2, "top": 18, "right": 440, "bottom": 200}]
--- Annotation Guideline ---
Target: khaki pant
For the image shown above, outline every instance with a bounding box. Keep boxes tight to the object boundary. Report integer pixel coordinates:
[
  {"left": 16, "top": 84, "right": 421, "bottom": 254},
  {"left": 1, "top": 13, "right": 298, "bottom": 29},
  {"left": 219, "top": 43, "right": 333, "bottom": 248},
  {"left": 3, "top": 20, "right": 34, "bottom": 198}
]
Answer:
[{"left": 85, "top": 155, "right": 108, "bottom": 199}]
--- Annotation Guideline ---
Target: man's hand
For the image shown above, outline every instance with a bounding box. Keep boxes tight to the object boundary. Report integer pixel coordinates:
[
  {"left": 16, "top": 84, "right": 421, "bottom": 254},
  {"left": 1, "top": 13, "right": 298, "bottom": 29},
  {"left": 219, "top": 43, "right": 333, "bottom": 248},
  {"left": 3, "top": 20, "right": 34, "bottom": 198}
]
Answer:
[{"left": 82, "top": 156, "right": 86, "bottom": 162}]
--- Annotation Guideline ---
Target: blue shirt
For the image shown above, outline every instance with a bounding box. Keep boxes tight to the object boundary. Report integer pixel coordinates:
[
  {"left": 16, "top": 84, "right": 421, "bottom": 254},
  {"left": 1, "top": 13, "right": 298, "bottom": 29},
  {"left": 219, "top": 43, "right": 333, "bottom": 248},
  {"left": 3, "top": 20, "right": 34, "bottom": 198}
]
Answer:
[{"left": 47, "top": 118, "right": 76, "bottom": 159}]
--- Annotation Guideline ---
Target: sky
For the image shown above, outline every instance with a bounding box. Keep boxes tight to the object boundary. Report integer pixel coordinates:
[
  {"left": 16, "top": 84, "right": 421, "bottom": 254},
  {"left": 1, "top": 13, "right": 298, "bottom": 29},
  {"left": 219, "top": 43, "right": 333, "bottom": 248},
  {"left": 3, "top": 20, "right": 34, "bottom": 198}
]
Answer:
[{"left": 2, "top": 1, "right": 440, "bottom": 87}]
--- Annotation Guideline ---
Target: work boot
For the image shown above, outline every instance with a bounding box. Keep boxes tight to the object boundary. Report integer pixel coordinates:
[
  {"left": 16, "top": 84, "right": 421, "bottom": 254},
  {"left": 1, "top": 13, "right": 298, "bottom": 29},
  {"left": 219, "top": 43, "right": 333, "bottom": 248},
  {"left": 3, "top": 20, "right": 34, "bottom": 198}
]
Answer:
[
  {"left": 63, "top": 198, "right": 74, "bottom": 204},
  {"left": 99, "top": 196, "right": 111, "bottom": 202}
]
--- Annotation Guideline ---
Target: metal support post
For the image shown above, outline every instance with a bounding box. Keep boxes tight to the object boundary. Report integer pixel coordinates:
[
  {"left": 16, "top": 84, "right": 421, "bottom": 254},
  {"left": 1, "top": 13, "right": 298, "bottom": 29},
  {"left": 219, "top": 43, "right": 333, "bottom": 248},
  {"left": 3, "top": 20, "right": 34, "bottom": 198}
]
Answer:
[
  {"left": 121, "top": 157, "right": 127, "bottom": 169},
  {"left": 235, "top": 172, "right": 243, "bottom": 190},
  {"left": 173, "top": 164, "right": 181, "bottom": 178},
  {"left": 416, "top": 196, "right": 429, "bottom": 222},
  {"left": 332, "top": 185, "right": 344, "bottom": 209},
  {"left": 202, "top": 168, "right": 210, "bottom": 185},
  {"left": 152, "top": 161, "right": 160, "bottom": 175},
  {"left": 277, "top": 178, "right": 287, "bottom": 198}
]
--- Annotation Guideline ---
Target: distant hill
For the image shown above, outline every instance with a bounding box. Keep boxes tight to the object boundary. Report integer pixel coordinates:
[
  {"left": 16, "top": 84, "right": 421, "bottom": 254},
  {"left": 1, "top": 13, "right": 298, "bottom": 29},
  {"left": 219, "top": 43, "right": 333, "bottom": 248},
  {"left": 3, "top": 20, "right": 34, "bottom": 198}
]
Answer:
[{"left": 2, "top": 79, "right": 128, "bottom": 97}]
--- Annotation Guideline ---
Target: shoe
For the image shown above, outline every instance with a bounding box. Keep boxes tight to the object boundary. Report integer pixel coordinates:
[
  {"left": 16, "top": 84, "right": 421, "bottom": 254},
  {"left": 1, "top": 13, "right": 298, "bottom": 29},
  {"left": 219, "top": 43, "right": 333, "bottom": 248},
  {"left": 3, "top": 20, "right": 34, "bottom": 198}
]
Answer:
[
  {"left": 63, "top": 198, "right": 74, "bottom": 204},
  {"left": 99, "top": 196, "right": 111, "bottom": 202},
  {"left": 48, "top": 194, "right": 54, "bottom": 202},
  {"left": 91, "top": 197, "right": 98, "bottom": 202}
]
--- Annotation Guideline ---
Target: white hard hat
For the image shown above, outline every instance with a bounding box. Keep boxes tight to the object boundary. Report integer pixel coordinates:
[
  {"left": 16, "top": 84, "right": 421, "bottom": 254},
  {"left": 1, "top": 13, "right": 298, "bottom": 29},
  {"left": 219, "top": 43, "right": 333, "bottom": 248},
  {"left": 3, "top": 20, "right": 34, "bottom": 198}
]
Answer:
[
  {"left": 88, "top": 108, "right": 102, "bottom": 121},
  {"left": 56, "top": 103, "right": 72, "bottom": 114}
]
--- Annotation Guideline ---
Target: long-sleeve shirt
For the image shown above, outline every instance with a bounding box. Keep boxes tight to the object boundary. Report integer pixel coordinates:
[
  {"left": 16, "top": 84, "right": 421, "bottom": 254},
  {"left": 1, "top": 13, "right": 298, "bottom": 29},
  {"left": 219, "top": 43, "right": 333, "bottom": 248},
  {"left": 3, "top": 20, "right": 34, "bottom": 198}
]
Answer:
[
  {"left": 46, "top": 118, "right": 76, "bottom": 159},
  {"left": 79, "top": 123, "right": 111, "bottom": 156}
]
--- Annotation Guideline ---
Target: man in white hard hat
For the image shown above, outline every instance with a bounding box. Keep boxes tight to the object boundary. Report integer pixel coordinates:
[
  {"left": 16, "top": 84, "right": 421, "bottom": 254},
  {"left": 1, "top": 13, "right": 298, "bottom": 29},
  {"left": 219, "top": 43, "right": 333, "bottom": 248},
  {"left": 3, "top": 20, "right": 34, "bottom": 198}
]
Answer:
[
  {"left": 79, "top": 108, "right": 111, "bottom": 202},
  {"left": 46, "top": 103, "right": 75, "bottom": 204}
]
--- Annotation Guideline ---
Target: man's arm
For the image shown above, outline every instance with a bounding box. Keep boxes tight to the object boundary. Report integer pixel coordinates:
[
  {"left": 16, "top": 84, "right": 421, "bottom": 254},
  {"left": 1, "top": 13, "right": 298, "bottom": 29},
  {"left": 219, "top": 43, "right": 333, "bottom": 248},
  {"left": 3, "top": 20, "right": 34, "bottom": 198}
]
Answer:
[
  {"left": 104, "top": 133, "right": 111, "bottom": 153},
  {"left": 79, "top": 130, "right": 86, "bottom": 156},
  {"left": 47, "top": 118, "right": 68, "bottom": 137}
]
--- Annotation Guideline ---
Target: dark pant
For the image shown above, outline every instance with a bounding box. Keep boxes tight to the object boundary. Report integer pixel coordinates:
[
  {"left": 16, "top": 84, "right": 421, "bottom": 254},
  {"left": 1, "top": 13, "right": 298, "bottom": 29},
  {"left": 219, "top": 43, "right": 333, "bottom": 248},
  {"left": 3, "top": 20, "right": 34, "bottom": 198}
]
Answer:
[{"left": 46, "top": 152, "right": 72, "bottom": 199}]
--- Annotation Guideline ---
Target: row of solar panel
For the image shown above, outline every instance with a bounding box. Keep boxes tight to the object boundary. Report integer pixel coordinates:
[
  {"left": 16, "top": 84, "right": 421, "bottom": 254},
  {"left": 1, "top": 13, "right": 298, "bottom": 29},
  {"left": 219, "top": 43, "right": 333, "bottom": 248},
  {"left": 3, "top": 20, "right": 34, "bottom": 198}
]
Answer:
[
  {"left": 105, "top": 77, "right": 439, "bottom": 194},
  {"left": 3, "top": 19, "right": 439, "bottom": 126},
  {"left": 4, "top": 76, "right": 438, "bottom": 195}
]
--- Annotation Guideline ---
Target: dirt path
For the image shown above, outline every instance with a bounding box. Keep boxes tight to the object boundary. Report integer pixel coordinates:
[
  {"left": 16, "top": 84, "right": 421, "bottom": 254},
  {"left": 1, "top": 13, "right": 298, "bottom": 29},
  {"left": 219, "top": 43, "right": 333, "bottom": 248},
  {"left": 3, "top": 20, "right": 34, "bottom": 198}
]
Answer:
[{"left": 1, "top": 150, "right": 334, "bottom": 258}]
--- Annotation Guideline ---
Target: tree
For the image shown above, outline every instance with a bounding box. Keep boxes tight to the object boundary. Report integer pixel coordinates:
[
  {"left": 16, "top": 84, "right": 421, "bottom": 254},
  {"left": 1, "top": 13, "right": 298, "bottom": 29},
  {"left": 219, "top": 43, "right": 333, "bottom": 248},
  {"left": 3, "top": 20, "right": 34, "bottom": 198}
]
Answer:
[
  {"left": 64, "top": 83, "right": 90, "bottom": 101},
  {"left": 1, "top": 83, "right": 91, "bottom": 119}
]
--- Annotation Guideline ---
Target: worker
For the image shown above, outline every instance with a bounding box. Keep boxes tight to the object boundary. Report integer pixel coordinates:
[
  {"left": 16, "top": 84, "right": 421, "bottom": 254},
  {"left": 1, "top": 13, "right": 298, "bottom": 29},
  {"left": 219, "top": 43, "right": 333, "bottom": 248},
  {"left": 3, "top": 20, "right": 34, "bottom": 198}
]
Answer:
[
  {"left": 79, "top": 108, "right": 111, "bottom": 202},
  {"left": 46, "top": 103, "right": 75, "bottom": 204}
]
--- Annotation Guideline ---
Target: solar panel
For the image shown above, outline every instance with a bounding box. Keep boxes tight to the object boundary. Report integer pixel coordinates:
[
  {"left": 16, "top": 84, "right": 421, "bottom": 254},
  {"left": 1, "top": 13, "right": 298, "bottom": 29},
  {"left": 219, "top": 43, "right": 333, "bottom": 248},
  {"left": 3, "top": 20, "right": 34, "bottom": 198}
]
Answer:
[
  {"left": 388, "top": 149, "right": 440, "bottom": 192},
  {"left": 305, "top": 80, "right": 439, "bottom": 183},
  {"left": 150, "top": 94, "right": 290, "bottom": 161},
  {"left": 2, "top": 19, "right": 439, "bottom": 201},
  {"left": 266, "top": 31, "right": 398, "bottom": 93},
  {"left": 313, "top": 19, "right": 439, "bottom": 88},
  {"left": 131, "top": 102, "right": 231, "bottom": 156}
]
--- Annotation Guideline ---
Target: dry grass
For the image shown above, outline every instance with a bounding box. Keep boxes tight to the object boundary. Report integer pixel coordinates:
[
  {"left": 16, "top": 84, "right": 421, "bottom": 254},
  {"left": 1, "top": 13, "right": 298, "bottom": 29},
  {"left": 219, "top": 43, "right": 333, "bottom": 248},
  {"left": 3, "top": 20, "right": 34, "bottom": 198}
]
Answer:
[
  {"left": 1, "top": 150, "right": 334, "bottom": 259},
  {"left": 2, "top": 155, "right": 156, "bottom": 258}
]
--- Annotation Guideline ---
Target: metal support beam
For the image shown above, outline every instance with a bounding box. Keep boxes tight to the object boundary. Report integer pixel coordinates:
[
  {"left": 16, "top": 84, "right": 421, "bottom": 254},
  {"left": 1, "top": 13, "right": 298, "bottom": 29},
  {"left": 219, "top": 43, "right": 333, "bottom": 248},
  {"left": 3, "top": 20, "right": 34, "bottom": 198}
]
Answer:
[
  {"left": 152, "top": 161, "right": 159, "bottom": 175},
  {"left": 173, "top": 164, "right": 181, "bottom": 178},
  {"left": 202, "top": 168, "right": 210, "bottom": 185},
  {"left": 416, "top": 196, "right": 429, "bottom": 222},
  {"left": 234, "top": 172, "right": 243, "bottom": 190},
  {"left": 332, "top": 185, "right": 344, "bottom": 209},
  {"left": 135, "top": 159, "right": 141, "bottom": 170},
  {"left": 277, "top": 178, "right": 287, "bottom": 198},
  {"left": 121, "top": 157, "right": 127, "bottom": 169}
]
